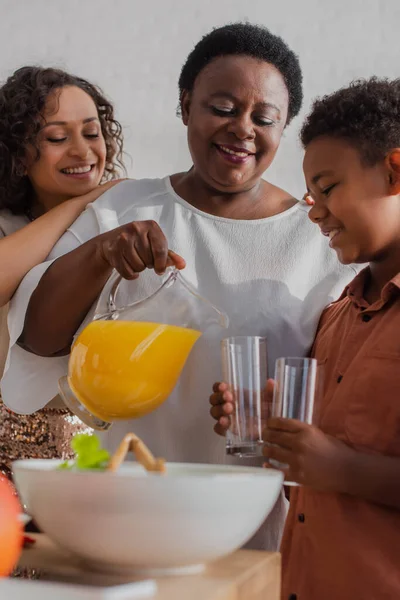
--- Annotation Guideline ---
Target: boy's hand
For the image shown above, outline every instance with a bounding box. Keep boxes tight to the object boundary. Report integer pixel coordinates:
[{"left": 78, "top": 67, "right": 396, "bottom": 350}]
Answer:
[{"left": 263, "top": 418, "right": 352, "bottom": 491}]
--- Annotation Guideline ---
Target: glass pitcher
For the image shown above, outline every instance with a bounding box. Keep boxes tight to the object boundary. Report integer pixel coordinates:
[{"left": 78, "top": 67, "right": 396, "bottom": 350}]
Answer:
[{"left": 58, "top": 268, "right": 228, "bottom": 431}]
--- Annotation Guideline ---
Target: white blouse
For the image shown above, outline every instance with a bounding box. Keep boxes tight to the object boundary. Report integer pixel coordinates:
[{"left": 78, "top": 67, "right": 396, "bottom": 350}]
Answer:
[{"left": 1, "top": 178, "right": 359, "bottom": 550}]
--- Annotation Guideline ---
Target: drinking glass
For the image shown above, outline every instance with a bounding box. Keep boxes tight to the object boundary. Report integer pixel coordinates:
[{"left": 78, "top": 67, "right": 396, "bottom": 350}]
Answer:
[
  {"left": 221, "top": 336, "right": 268, "bottom": 458},
  {"left": 269, "top": 357, "right": 318, "bottom": 480}
]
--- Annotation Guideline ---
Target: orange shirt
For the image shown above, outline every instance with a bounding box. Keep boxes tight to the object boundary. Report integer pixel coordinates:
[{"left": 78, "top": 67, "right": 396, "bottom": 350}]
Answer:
[{"left": 281, "top": 268, "right": 400, "bottom": 600}]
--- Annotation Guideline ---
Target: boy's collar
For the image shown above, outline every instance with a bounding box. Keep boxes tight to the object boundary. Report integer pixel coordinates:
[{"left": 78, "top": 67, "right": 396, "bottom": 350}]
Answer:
[{"left": 340, "top": 267, "right": 400, "bottom": 310}]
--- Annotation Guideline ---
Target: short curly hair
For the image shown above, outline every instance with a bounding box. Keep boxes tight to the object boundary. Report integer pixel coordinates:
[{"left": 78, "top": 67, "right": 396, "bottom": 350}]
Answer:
[
  {"left": 0, "top": 66, "right": 125, "bottom": 216},
  {"left": 178, "top": 22, "right": 303, "bottom": 125},
  {"left": 300, "top": 77, "right": 400, "bottom": 164}
]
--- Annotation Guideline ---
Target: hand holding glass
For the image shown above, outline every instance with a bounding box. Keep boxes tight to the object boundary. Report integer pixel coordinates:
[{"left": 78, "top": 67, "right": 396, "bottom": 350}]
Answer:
[{"left": 269, "top": 357, "right": 318, "bottom": 474}]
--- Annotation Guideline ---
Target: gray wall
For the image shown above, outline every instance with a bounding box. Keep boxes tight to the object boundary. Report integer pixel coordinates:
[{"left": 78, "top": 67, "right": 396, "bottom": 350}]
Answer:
[{"left": 1, "top": 0, "right": 399, "bottom": 198}]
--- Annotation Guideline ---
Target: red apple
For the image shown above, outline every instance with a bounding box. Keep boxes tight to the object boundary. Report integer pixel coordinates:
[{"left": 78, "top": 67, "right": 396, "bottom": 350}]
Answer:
[{"left": 0, "top": 476, "right": 23, "bottom": 576}]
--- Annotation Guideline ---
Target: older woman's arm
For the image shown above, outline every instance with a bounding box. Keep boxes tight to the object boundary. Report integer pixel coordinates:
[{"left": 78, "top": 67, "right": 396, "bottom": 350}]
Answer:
[
  {"left": 20, "top": 223, "right": 185, "bottom": 357},
  {"left": 0, "top": 180, "right": 123, "bottom": 307}
]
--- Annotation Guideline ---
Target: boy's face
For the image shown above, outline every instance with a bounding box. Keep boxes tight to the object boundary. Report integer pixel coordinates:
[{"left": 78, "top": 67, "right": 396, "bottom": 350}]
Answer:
[{"left": 303, "top": 136, "right": 400, "bottom": 265}]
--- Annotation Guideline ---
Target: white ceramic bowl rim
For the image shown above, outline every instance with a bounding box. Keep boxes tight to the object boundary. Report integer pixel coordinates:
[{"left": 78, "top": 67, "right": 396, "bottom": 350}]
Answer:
[{"left": 12, "top": 459, "right": 282, "bottom": 483}]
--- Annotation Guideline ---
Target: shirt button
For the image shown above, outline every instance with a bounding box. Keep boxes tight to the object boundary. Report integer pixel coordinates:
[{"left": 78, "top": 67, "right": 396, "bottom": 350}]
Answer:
[
  {"left": 362, "top": 314, "right": 372, "bottom": 322},
  {"left": 298, "top": 513, "right": 305, "bottom": 523},
  {"left": 337, "top": 375, "right": 343, "bottom": 383}
]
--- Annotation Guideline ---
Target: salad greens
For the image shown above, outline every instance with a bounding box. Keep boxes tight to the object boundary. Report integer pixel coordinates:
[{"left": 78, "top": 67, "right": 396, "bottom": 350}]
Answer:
[{"left": 58, "top": 433, "right": 110, "bottom": 471}]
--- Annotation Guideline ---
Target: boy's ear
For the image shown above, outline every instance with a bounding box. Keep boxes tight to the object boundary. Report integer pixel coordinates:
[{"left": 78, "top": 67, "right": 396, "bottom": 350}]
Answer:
[{"left": 385, "top": 149, "right": 400, "bottom": 195}]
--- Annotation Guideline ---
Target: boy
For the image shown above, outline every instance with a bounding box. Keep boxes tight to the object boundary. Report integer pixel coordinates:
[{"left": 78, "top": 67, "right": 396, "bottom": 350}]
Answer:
[{"left": 212, "top": 77, "right": 400, "bottom": 599}]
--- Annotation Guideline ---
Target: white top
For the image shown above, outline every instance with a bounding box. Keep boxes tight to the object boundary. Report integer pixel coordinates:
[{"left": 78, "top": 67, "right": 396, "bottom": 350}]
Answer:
[
  {"left": 0, "top": 211, "right": 29, "bottom": 378},
  {"left": 0, "top": 210, "right": 30, "bottom": 237},
  {"left": 1, "top": 177, "right": 358, "bottom": 550}
]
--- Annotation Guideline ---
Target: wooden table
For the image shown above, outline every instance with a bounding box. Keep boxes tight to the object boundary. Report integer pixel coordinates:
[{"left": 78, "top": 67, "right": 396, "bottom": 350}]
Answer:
[{"left": 17, "top": 534, "right": 281, "bottom": 599}]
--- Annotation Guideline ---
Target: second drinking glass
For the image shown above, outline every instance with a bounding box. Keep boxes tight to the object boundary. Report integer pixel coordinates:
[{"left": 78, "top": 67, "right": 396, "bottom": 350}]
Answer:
[{"left": 269, "top": 356, "right": 318, "bottom": 477}]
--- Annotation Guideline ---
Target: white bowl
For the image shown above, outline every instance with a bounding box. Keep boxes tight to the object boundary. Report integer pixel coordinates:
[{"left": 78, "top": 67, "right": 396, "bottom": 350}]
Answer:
[{"left": 13, "top": 460, "right": 283, "bottom": 574}]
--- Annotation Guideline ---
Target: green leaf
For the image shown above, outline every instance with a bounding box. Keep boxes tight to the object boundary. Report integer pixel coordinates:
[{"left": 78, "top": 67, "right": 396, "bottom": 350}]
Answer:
[
  {"left": 71, "top": 433, "right": 100, "bottom": 455},
  {"left": 57, "top": 433, "right": 110, "bottom": 472}
]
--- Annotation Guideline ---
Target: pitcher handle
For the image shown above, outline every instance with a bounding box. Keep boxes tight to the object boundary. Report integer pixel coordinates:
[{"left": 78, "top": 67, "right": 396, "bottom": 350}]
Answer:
[
  {"left": 107, "top": 267, "right": 179, "bottom": 314},
  {"left": 108, "top": 271, "right": 123, "bottom": 313}
]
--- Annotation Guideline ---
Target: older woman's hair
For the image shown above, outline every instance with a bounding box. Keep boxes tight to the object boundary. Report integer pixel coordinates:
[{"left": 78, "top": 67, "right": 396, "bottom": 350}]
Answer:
[
  {"left": 0, "top": 66, "right": 124, "bottom": 216},
  {"left": 178, "top": 22, "right": 303, "bottom": 125}
]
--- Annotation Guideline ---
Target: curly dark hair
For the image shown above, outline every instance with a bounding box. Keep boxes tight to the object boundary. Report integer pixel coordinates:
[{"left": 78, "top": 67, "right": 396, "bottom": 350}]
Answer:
[
  {"left": 0, "top": 66, "right": 125, "bottom": 216},
  {"left": 300, "top": 77, "right": 400, "bottom": 164},
  {"left": 178, "top": 22, "right": 303, "bottom": 125}
]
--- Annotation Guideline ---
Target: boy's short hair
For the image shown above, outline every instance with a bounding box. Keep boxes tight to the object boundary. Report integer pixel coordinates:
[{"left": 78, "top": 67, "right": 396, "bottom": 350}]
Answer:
[{"left": 301, "top": 77, "right": 400, "bottom": 164}]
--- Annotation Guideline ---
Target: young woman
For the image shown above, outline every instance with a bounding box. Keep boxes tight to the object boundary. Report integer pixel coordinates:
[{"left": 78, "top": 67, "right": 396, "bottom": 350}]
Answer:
[
  {"left": 0, "top": 66, "right": 125, "bottom": 479},
  {"left": 3, "top": 25, "right": 356, "bottom": 549}
]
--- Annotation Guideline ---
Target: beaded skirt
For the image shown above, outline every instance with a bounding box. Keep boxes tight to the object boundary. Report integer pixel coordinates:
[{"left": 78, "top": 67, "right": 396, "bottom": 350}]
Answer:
[{"left": 0, "top": 397, "right": 91, "bottom": 481}]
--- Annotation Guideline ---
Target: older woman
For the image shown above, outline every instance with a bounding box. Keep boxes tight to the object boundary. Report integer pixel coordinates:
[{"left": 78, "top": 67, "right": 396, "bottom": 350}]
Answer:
[{"left": 2, "top": 24, "right": 356, "bottom": 549}]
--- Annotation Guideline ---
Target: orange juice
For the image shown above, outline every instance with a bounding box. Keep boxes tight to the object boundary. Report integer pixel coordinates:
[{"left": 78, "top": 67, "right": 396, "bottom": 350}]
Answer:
[{"left": 68, "top": 321, "right": 201, "bottom": 421}]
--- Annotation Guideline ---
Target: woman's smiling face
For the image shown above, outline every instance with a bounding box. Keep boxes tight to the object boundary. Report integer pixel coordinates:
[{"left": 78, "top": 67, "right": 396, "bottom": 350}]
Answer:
[
  {"left": 26, "top": 85, "right": 106, "bottom": 207},
  {"left": 181, "top": 55, "right": 289, "bottom": 193}
]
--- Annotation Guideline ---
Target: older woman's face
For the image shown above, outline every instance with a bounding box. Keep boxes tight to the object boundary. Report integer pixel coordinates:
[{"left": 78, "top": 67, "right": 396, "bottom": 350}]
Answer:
[{"left": 181, "top": 55, "right": 289, "bottom": 193}]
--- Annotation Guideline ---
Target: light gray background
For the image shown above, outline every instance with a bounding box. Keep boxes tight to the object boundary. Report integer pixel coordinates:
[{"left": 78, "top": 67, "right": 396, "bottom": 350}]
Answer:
[{"left": 1, "top": 0, "right": 399, "bottom": 198}]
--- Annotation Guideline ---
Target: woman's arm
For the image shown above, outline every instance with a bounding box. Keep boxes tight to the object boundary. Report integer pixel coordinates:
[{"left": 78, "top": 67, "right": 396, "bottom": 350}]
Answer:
[
  {"left": 0, "top": 180, "right": 123, "bottom": 307},
  {"left": 20, "top": 221, "right": 186, "bottom": 357}
]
